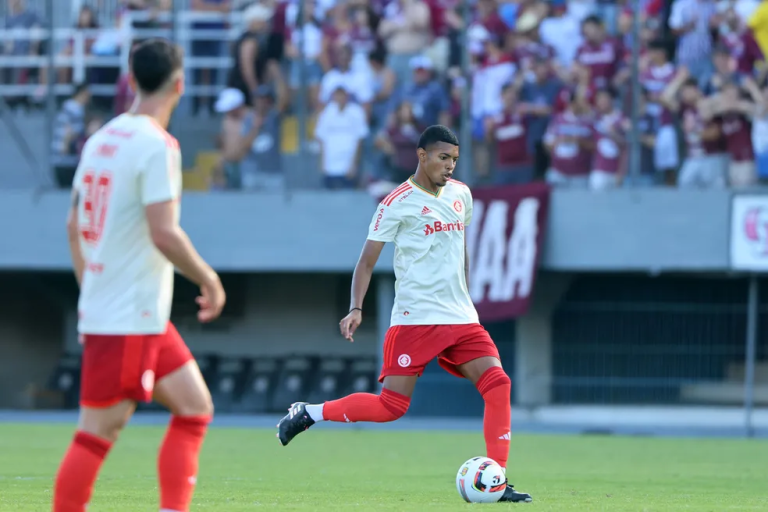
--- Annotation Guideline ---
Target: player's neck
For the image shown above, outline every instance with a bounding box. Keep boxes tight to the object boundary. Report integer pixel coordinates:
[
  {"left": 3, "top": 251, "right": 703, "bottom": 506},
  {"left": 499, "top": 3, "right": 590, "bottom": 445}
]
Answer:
[
  {"left": 130, "top": 99, "right": 172, "bottom": 131},
  {"left": 412, "top": 170, "right": 438, "bottom": 194}
]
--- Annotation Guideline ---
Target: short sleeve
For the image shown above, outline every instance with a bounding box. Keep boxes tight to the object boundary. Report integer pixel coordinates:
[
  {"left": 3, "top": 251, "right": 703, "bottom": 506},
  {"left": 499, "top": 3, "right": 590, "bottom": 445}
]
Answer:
[
  {"left": 464, "top": 189, "right": 474, "bottom": 227},
  {"left": 140, "top": 141, "right": 181, "bottom": 206},
  {"left": 367, "top": 203, "right": 401, "bottom": 243}
]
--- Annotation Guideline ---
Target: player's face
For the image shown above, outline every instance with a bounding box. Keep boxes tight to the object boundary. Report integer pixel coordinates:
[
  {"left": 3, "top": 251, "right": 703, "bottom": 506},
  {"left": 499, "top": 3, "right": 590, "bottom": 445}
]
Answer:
[{"left": 418, "top": 142, "right": 459, "bottom": 188}]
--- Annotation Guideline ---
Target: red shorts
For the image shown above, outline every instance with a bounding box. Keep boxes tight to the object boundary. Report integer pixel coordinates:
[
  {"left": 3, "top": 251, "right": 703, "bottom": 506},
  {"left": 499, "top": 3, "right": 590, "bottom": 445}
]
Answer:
[
  {"left": 80, "top": 322, "right": 194, "bottom": 408},
  {"left": 379, "top": 323, "right": 500, "bottom": 382}
]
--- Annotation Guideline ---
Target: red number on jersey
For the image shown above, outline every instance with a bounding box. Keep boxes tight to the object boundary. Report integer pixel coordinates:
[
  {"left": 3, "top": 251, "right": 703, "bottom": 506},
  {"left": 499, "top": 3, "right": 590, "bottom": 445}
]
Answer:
[{"left": 80, "top": 169, "right": 113, "bottom": 245}]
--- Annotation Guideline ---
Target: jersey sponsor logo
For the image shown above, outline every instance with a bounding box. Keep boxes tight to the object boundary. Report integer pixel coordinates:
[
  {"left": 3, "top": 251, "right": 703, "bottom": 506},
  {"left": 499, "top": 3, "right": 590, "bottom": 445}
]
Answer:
[
  {"left": 373, "top": 208, "right": 385, "bottom": 231},
  {"left": 424, "top": 220, "right": 465, "bottom": 236},
  {"left": 397, "top": 190, "right": 413, "bottom": 202},
  {"left": 381, "top": 183, "right": 413, "bottom": 206},
  {"left": 421, "top": 206, "right": 432, "bottom": 215},
  {"left": 397, "top": 354, "right": 411, "bottom": 367},
  {"left": 454, "top": 200, "right": 463, "bottom": 212}
]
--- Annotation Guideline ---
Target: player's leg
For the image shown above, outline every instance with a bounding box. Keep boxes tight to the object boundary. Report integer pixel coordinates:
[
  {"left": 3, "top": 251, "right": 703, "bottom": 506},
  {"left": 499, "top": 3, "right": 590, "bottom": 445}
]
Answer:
[
  {"left": 53, "top": 401, "right": 136, "bottom": 512},
  {"left": 276, "top": 326, "right": 443, "bottom": 446},
  {"left": 152, "top": 324, "right": 213, "bottom": 512},
  {"left": 53, "top": 333, "right": 147, "bottom": 512},
  {"left": 440, "top": 325, "right": 532, "bottom": 503}
]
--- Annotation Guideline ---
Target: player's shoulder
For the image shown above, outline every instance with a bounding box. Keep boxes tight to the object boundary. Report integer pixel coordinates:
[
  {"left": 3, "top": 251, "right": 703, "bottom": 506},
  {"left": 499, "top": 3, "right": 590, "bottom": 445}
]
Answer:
[
  {"left": 447, "top": 178, "right": 471, "bottom": 197},
  {"left": 107, "top": 114, "right": 179, "bottom": 152},
  {"left": 379, "top": 181, "right": 416, "bottom": 209}
]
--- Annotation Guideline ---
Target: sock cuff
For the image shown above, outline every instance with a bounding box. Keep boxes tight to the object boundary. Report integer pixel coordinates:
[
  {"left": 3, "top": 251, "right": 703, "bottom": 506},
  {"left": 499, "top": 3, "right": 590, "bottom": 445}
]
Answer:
[
  {"left": 74, "top": 431, "right": 112, "bottom": 458},
  {"left": 380, "top": 388, "right": 410, "bottom": 416},
  {"left": 170, "top": 415, "right": 212, "bottom": 436},
  {"left": 476, "top": 366, "right": 511, "bottom": 396}
]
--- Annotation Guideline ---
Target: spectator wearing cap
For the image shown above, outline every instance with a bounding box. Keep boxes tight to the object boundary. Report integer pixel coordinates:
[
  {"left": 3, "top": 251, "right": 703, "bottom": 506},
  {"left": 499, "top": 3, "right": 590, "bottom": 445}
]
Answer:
[
  {"left": 378, "top": 0, "right": 432, "bottom": 88},
  {"left": 227, "top": 2, "right": 284, "bottom": 106},
  {"left": 389, "top": 55, "right": 451, "bottom": 129},
  {"left": 216, "top": 86, "right": 285, "bottom": 191},
  {"left": 315, "top": 83, "right": 370, "bottom": 189},
  {"left": 512, "top": 12, "right": 558, "bottom": 82},
  {"left": 319, "top": 44, "right": 374, "bottom": 113}
]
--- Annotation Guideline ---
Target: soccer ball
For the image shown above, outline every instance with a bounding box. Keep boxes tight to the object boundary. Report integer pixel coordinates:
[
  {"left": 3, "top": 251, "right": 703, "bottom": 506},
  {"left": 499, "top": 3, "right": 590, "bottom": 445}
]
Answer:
[{"left": 455, "top": 456, "right": 507, "bottom": 503}]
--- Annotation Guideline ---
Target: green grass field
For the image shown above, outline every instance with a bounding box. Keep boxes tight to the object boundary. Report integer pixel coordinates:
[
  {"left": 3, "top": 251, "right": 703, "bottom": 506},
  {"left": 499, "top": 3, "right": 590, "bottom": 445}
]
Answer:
[{"left": 0, "top": 423, "right": 766, "bottom": 511}]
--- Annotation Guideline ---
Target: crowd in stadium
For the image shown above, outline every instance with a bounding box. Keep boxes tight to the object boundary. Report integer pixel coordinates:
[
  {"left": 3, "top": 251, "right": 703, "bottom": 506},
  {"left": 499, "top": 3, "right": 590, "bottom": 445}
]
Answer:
[{"left": 7, "top": 0, "right": 768, "bottom": 191}]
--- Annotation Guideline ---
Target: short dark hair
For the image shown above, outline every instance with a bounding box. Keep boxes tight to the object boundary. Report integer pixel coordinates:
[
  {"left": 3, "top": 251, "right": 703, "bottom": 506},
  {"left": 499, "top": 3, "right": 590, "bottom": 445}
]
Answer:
[
  {"left": 582, "top": 15, "right": 603, "bottom": 27},
  {"left": 418, "top": 125, "right": 459, "bottom": 151},
  {"left": 130, "top": 38, "right": 183, "bottom": 94},
  {"left": 682, "top": 78, "right": 699, "bottom": 89}
]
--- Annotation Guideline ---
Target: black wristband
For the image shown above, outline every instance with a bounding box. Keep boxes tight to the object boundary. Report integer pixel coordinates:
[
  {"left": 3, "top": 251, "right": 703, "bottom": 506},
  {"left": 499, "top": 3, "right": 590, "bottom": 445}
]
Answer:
[{"left": 349, "top": 307, "right": 362, "bottom": 313}]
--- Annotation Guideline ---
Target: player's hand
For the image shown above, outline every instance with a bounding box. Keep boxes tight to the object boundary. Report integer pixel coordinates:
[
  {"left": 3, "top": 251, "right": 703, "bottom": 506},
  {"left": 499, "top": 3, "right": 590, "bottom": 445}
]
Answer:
[
  {"left": 196, "top": 274, "right": 226, "bottom": 323},
  {"left": 339, "top": 309, "right": 362, "bottom": 342}
]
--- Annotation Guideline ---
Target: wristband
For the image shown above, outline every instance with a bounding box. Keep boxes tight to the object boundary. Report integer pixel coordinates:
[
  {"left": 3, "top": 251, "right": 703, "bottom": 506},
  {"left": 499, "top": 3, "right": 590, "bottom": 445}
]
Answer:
[{"left": 349, "top": 307, "right": 362, "bottom": 313}]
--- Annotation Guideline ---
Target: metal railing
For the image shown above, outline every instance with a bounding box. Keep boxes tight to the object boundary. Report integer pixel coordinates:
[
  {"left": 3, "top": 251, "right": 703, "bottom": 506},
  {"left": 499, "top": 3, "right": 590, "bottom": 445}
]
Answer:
[{"left": 0, "top": 10, "right": 241, "bottom": 97}]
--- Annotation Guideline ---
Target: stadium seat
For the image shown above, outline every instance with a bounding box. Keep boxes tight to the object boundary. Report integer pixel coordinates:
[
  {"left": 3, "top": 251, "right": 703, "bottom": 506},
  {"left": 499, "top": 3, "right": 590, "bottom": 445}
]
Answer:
[
  {"left": 233, "top": 358, "right": 281, "bottom": 413},
  {"left": 209, "top": 357, "right": 249, "bottom": 413},
  {"left": 195, "top": 353, "right": 220, "bottom": 385},
  {"left": 46, "top": 353, "right": 81, "bottom": 410},
  {"left": 269, "top": 356, "right": 317, "bottom": 412},
  {"left": 340, "top": 357, "right": 377, "bottom": 396},
  {"left": 307, "top": 358, "right": 349, "bottom": 404}
]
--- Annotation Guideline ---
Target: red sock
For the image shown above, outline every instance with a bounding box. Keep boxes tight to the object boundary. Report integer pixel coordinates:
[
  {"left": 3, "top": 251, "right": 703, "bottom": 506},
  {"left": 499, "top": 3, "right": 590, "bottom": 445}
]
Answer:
[
  {"left": 323, "top": 389, "right": 410, "bottom": 423},
  {"left": 53, "top": 431, "right": 112, "bottom": 512},
  {"left": 476, "top": 367, "right": 512, "bottom": 469},
  {"left": 158, "top": 415, "right": 211, "bottom": 512}
]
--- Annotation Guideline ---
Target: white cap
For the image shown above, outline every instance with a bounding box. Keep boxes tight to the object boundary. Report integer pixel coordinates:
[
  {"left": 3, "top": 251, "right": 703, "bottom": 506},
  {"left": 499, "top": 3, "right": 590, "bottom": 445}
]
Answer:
[
  {"left": 214, "top": 88, "right": 245, "bottom": 113},
  {"left": 244, "top": 3, "right": 274, "bottom": 24},
  {"left": 409, "top": 55, "right": 434, "bottom": 70}
]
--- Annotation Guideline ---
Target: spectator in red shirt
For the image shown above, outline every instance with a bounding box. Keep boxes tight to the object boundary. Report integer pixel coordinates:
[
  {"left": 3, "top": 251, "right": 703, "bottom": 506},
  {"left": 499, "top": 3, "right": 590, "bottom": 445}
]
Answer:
[
  {"left": 485, "top": 83, "right": 532, "bottom": 185},
  {"left": 710, "top": 81, "right": 759, "bottom": 187},
  {"left": 544, "top": 88, "right": 595, "bottom": 188},
  {"left": 660, "top": 69, "right": 727, "bottom": 188},
  {"left": 575, "top": 15, "right": 623, "bottom": 90},
  {"left": 590, "top": 88, "right": 628, "bottom": 190}
]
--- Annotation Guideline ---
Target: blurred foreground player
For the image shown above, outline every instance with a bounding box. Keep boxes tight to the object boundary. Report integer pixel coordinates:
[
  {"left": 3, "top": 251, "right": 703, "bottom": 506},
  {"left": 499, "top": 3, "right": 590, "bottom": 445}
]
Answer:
[
  {"left": 53, "top": 39, "right": 226, "bottom": 512},
  {"left": 277, "top": 125, "right": 532, "bottom": 503}
]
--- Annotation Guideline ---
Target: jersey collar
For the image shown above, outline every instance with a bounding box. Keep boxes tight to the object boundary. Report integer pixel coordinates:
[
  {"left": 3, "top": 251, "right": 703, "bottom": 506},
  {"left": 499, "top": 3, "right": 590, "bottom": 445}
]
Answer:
[{"left": 409, "top": 176, "right": 443, "bottom": 198}]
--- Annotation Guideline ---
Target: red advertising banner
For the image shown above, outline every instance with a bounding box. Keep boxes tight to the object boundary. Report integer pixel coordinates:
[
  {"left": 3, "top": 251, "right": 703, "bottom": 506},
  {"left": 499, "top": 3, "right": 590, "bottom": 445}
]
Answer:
[{"left": 466, "top": 182, "right": 551, "bottom": 321}]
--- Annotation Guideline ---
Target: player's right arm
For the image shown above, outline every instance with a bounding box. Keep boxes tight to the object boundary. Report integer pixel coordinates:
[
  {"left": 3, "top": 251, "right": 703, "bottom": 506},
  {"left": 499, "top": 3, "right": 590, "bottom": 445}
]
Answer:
[
  {"left": 339, "top": 201, "right": 401, "bottom": 341},
  {"left": 141, "top": 143, "right": 226, "bottom": 323}
]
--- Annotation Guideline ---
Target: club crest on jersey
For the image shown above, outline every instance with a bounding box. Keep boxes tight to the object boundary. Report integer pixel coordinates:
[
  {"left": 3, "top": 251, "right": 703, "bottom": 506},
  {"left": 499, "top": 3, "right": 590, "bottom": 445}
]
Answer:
[
  {"left": 454, "top": 200, "right": 462, "bottom": 212},
  {"left": 424, "top": 220, "right": 465, "bottom": 236}
]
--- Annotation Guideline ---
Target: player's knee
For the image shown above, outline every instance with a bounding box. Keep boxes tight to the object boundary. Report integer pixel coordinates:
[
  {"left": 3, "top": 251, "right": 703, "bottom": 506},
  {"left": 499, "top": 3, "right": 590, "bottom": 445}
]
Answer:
[
  {"left": 172, "top": 393, "right": 214, "bottom": 417},
  {"left": 379, "top": 390, "right": 410, "bottom": 421}
]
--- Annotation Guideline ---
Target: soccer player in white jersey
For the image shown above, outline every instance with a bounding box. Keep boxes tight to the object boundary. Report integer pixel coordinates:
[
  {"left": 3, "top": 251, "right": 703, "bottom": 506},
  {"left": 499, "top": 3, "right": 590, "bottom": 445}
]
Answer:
[
  {"left": 52, "top": 39, "right": 226, "bottom": 512},
  {"left": 276, "top": 125, "right": 532, "bottom": 503}
]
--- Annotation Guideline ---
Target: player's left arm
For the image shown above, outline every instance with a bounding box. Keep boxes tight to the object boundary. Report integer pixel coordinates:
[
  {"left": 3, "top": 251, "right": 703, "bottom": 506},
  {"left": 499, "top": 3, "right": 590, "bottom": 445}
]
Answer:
[{"left": 66, "top": 188, "right": 85, "bottom": 287}]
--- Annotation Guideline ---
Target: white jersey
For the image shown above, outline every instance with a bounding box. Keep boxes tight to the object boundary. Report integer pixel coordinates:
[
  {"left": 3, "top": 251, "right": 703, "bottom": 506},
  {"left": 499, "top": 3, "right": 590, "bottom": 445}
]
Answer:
[
  {"left": 73, "top": 114, "right": 182, "bottom": 335},
  {"left": 367, "top": 178, "right": 479, "bottom": 326}
]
